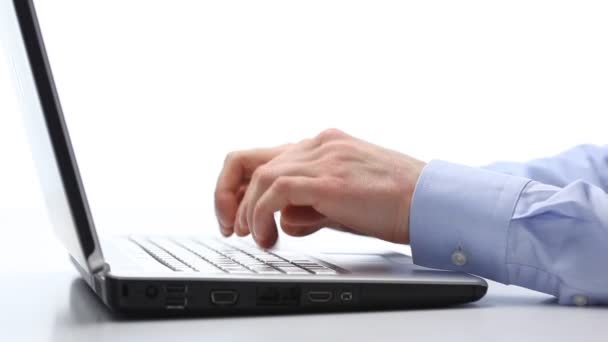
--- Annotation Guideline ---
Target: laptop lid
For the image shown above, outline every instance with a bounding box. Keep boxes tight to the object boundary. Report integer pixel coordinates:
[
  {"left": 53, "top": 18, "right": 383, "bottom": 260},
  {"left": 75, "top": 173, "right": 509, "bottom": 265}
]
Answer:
[{"left": 2, "top": 0, "right": 106, "bottom": 274}]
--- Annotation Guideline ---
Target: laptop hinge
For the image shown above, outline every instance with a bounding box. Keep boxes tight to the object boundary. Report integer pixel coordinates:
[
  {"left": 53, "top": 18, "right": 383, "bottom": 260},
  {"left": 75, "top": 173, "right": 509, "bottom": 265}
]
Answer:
[
  {"left": 92, "top": 262, "right": 111, "bottom": 276},
  {"left": 71, "top": 257, "right": 111, "bottom": 290}
]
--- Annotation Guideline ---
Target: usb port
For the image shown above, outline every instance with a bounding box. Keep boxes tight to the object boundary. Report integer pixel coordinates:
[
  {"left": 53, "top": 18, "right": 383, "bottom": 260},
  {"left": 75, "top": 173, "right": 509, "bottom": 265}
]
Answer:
[
  {"left": 166, "top": 284, "right": 188, "bottom": 294},
  {"left": 210, "top": 290, "right": 239, "bottom": 306},
  {"left": 307, "top": 291, "right": 333, "bottom": 303},
  {"left": 165, "top": 297, "right": 187, "bottom": 310}
]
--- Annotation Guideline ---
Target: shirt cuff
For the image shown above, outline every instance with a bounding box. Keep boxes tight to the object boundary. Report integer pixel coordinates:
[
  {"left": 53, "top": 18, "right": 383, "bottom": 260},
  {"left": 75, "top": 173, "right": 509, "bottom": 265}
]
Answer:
[{"left": 409, "top": 160, "right": 531, "bottom": 283}]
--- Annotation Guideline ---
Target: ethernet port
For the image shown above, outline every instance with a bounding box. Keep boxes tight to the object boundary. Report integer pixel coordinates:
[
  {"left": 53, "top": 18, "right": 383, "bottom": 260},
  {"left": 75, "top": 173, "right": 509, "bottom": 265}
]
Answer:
[{"left": 256, "top": 286, "right": 300, "bottom": 306}]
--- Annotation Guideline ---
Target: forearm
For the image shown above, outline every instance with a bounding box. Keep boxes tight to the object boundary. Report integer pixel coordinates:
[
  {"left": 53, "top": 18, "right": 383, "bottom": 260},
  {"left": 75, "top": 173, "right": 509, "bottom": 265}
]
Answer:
[{"left": 410, "top": 161, "right": 608, "bottom": 306}]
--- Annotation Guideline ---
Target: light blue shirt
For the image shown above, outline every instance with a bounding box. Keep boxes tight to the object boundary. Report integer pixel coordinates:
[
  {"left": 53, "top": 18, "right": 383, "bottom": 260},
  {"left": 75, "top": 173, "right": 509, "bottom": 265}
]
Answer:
[{"left": 409, "top": 145, "right": 608, "bottom": 306}]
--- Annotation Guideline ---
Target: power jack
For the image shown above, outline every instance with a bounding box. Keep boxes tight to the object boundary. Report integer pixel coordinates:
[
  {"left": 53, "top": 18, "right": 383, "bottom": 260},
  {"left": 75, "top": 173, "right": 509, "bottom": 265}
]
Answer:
[
  {"left": 340, "top": 291, "right": 353, "bottom": 302},
  {"left": 145, "top": 285, "right": 159, "bottom": 299}
]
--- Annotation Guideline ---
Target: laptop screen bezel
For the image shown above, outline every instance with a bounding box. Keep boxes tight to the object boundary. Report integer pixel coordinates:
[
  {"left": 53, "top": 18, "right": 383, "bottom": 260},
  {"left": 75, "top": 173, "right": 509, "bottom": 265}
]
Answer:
[{"left": 12, "top": 0, "right": 106, "bottom": 273}]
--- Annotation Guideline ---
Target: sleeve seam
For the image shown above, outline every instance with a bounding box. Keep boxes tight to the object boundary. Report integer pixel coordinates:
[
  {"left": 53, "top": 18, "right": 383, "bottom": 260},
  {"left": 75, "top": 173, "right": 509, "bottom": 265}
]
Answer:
[{"left": 504, "top": 179, "right": 533, "bottom": 285}]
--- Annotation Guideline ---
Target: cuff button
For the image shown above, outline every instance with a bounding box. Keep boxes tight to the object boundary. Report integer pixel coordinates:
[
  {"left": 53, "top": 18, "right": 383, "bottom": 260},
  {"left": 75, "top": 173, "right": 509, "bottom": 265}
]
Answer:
[
  {"left": 572, "top": 295, "right": 588, "bottom": 307},
  {"left": 451, "top": 249, "right": 467, "bottom": 266}
]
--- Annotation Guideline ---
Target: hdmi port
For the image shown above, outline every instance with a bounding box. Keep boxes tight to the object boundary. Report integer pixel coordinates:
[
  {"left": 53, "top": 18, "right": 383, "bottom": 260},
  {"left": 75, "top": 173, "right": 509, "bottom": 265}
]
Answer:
[
  {"left": 210, "top": 290, "right": 239, "bottom": 305},
  {"left": 307, "top": 291, "right": 333, "bottom": 303}
]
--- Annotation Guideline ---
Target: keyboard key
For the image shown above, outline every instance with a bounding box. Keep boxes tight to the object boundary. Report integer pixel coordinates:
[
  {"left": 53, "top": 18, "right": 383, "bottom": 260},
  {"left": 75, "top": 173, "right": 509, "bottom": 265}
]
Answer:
[
  {"left": 237, "top": 260, "right": 264, "bottom": 267},
  {"left": 291, "top": 262, "right": 317, "bottom": 267},
  {"left": 255, "top": 255, "right": 284, "bottom": 261},
  {"left": 223, "top": 266, "right": 251, "bottom": 271},
  {"left": 250, "top": 265, "right": 278, "bottom": 271},
  {"left": 118, "top": 239, "right": 172, "bottom": 272},
  {"left": 130, "top": 238, "right": 189, "bottom": 271},
  {"left": 173, "top": 239, "right": 221, "bottom": 258},
  {"left": 301, "top": 265, "right": 331, "bottom": 270},
  {"left": 294, "top": 264, "right": 326, "bottom": 270},
  {"left": 130, "top": 236, "right": 340, "bottom": 276},
  {"left": 214, "top": 259, "right": 238, "bottom": 264},
  {"left": 274, "top": 254, "right": 309, "bottom": 262},
  {"left": 151, "top": 238, "right": 226, "bottom": 273},
  {"left": 221, "top": 265, "right": 248, "bottom": 270},
  {"left": 266, "top": 262, "right": 294, "bottom": 267}
]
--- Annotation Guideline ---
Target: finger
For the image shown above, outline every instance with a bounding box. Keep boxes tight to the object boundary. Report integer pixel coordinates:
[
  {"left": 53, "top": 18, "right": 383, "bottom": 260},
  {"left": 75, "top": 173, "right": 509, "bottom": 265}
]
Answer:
[
  {"left": 234, "top": 199, "right": 250, "bottom": 237},
  {"left": 245, "top": 163, "right": 316, "bottom": 234},
  {"left": 280, "top": 217, "right": 325, "bottom": 237},
  {"left": 279, "top": 206, "right": 326, "bottom": 237},
  {"left": 215, "top": 191, "right": 237, "bottom": 236},
  {"left": 252, "top": 176, "right": 326, "bottom": 248},
  {"left": 281, "top": 208, "right": 363, "bottom": 237},
  {"left": 214, "top": 146, "right": 287, "bottom": 233},
  {"left": 238, "top": 182, "right": 254, "bottom": 237},
  {"left": 235, "top": 184, "right": 248, "bottom": 206},
  {"left": 233, "top": 185, "right": 249, "bottom": 236},
  {"left": 280, "top": 206, "right": 326, "bottom": 226},
  {"left": 280, "top": 210, "right": 352, "bottom": 237}
]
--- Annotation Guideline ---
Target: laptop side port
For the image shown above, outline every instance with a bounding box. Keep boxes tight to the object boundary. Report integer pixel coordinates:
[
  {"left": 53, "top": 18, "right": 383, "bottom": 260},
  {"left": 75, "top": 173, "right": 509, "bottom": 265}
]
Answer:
[
  {"left": 166, "top": 284, "right": 188, "bottom": 294},
  {"left": 340, "top": 291, "right": 353, "bottom": 302},
  {"left": 145, "top": 285, "right": 159, "bottom": 299},
  {"left": 256, "top": 286, "right": 300, "bottom": 306},
  {"left": 307, "top": 291, "right": 333, "bottom": 303},
  {"left": 210, "top": 290, "right": 239, "bottom": 306},
  {"left": 165, "top": 297, "right": 187, "bottom": 310}
]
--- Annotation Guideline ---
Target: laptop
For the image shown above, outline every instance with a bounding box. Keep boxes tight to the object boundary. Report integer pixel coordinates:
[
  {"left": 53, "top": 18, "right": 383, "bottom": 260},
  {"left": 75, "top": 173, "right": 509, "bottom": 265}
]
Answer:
[{"left": 2, "top": 0, "right": 487, "bottom": 315}]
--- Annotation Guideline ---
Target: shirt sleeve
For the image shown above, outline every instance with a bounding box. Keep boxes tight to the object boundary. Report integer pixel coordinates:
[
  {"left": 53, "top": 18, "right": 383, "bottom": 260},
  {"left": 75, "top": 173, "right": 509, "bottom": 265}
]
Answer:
[
  {"left": 409, "top": 160, "right": 608, "bottom": 306},
  {"left": 484, "top": 144, "right": 608, "bottom": 190}
]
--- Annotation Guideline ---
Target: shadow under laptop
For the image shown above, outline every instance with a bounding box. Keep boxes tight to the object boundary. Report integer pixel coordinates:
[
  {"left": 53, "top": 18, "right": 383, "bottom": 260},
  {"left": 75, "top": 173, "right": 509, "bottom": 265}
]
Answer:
[{"left": 61, "top": 278, "right": 117, "bottom": 324}]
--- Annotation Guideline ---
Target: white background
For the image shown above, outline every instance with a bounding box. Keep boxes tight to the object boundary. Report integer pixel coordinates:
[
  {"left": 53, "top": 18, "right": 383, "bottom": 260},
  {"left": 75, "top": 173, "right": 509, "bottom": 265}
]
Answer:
[{"left": 1, "top": 0, "right": 607, "bottom": 272}]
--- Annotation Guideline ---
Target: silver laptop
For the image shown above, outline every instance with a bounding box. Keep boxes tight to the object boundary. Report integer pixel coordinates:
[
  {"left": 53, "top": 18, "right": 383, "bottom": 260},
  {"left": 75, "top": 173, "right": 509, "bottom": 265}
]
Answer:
[{"left": 2, "top": 0, "right": 486, "bottom": 315}]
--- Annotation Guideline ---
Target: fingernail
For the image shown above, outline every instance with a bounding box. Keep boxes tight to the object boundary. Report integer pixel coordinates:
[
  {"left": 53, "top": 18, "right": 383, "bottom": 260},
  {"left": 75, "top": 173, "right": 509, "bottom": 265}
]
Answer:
[{"left": 218, "top": 217, "right": 231, "bottom": 229}]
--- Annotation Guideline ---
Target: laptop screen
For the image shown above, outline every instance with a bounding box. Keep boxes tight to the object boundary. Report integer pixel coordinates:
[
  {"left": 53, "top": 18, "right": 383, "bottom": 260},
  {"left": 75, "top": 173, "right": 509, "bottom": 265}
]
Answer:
[{"left": 7, "top": 0, "right": 105, "bottom": 274}]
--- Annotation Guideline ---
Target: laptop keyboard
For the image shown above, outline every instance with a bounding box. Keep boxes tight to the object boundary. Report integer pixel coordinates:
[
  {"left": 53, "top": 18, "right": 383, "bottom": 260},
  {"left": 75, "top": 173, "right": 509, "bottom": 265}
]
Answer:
[{"left": 129, "top": 236, "right": 338, "bottom": 275}]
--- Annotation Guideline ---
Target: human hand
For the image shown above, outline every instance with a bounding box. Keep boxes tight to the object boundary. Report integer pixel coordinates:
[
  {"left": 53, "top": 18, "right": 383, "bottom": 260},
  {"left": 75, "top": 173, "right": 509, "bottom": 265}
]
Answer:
[{"left": 214, "top": 129, "right": 426, "bottom": 248}]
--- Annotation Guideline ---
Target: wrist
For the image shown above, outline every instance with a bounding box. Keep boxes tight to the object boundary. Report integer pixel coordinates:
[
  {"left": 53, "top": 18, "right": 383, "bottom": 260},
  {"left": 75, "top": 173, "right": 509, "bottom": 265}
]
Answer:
[{"left": 397, "top": 157, "right": 426, "bottom": 244}]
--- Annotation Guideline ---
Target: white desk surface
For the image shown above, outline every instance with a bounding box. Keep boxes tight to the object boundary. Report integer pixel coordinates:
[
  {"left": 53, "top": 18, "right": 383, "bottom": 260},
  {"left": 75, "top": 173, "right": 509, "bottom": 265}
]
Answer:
[{"left": 1, "top": 270, "right": 605, "bottom": 342}]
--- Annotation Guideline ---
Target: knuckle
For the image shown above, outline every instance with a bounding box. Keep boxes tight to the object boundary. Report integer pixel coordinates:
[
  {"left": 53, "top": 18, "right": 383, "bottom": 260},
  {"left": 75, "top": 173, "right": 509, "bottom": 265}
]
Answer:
[
  {"left": 316, "top": 128, "right": 344, "bottom": 144},
  {"left": 223, "top": 151, "right": 240, "bottom": 165},
  {"left": 252, "top": 166, "right": 275, "bottom": 186},
  {"left": 213, "top": 189, "right": 228, "bottom": 205},
  {"left": 213, "top": 188, "right": 222, "bottom": 200},
  {"left": 297, "top": 138, "right": 313, "bottom": 146},
  {"left": 252, "top": 201, "right": 269, "bottom": 220},
  {"left": 273, "top": 177, "right": 291, "bottom": 192},
  {"left": 318, "top": 141, "right": 355, "bottom": 160},
  {"left": 327, "top": 140, "right": 353, "bottom": 152}
]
